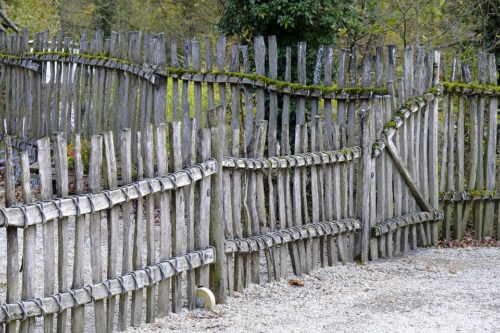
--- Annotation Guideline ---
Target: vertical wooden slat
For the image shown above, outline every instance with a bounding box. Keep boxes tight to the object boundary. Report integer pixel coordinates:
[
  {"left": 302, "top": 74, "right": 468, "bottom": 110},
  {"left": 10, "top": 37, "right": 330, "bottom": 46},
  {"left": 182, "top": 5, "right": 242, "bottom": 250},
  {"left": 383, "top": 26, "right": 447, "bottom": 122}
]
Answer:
[
  {"left": 296, "top": 42, "right": 306, "bottom": 125},
  {"left": 88, "top": 135, "right": 106, "bottom": 331},
  {"left": 216, "top": 36, "right": 227, "bottom": 113},
  {"left": 443, "top": 60, "right": 457, "bottom": 240},
  {"left": 131, "top": 131, "right": 144, "bottom": 326},
  {"left": 473, "top": 53, "right": 486, "bottom": 239},
  {"left": 195, "top": 128, "right": 211, "bottom": 287},
  {"left": 254, "top": 37, "right": 265, "bottom": 124},
  {"left": 207, "top": 106, "right": 228, "bottom": 302},
  {"left": 103, "top": 132, "right": 119, "bottom": 331},
  {"left": 143, "top": 124, "right": 156, "bottom": 322},
  {"left": 181, "top": 41, "right": 192, "bottom": 159},
  {"left": 71, "top": 134, "right": 85, "bottom": 333},
  {"left": 192, "top": 41, "right": 202, "bottom": 127},
  {"left": 186, "top": 120, "right": 197, "bottom": 307},
  {"left": 428, "top": 50, "right": 440, "bottom": 244},
  {"left": 267, "top": 36, "right": 280, "bottom": 278},
  {"left": 38, "top": 136, "right": 55, "bottom": 333},
  {"left": 4, "top": 135, "right": 18, "bottom": 333},
  {"left": 170, "top": 122, "right": 185, "bottom": 312},
  {"left": 156, "top": 124, "right": 171, "bottom": 318},
  {"left": 153, "top": 34, "right": 167, "bottom": 125},
  {"left": 205, "top": 38, "right": 215, "bottom": 110},
  {"left": 293, "top": 124, "right": 307, "bottom": 272},
  {"left": 19, "top": 151, "right": 35, "bottom": 333},
  {"left": 54, "top": 133, "right": 69, "bottom": 333}
]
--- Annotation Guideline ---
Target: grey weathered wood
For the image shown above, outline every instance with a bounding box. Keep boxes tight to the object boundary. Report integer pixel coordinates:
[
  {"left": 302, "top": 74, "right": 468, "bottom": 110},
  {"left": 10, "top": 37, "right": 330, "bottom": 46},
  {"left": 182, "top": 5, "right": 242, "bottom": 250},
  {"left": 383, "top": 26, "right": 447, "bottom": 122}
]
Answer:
[
  {"left": 0, "top": 248, "right": 216, "bottom": 323},
  {"left": 359, "top": 108, "right": 372, "bottom": 263},
  {"left": 443, "top": 62, "right": 456, "bottom": 241},
  {"left": 241, "top": 45, "right": 254, "bottom": 153},
  {"left": 293, "top": 124, "right": 307, "bottom": 273},
  {"left": 185, "top": 120, "right": 197, "bottom": 307},
  {"left": 207, "top": 106, "right": 228, "bottom": 302},
  {"left": 20, "top": 151, "right": 35, "bottom": 333},
  {"left": 483, "top": 54, "right": 496, "bottom": 237},
  {"left": 254, "top": 36, "right": 266, "bottom": 123},
  {"left": 71, "top": 134, "right": 85, "bottom": 333},
  {"left": 103, "top": 131, "right": 119, "bottom": 332},
  {"left": 196, "top": 129, "right": 211, "bottom": 288},
  {"left": 171, "top": 42, "right": 179, "bottom": 121},
  {"left": 170, "top": 121, "right": 185, "bottom": 312},
  {"left": 255, "top": 121, "right": 273, "bottom": 282},
  {"left": 216, "top": 36, "right": 227, "bottom": 118},
  {"left": 281, "top": 47, "right": 292, "bottom": 155},
  {"left": 181, "top": 41, "right": 192, "bottom": 160},
  {"left": 192, "top": 41, "right": 202, "bottom": 127},
  {"left": 37, "top": 136, "right": 55, "bottom": 333},
  {"left": 309, "top": 120, "right": 320, "bottom": 269},
  {"left": 117, "top": 129, "right": 132, "bottom": 330},
  {"left": 428, "top": 50, "right": 440, "bottom": 244},
  {"left": 472, "top": 54, "right": 486, "bottom": 239},
  {"left": 296, "top": 42, "right": 306, "bottom": 125},
  {"left": 143, "top": 125, "right": 156, "bottom": 322},
  {"left": 455, "top": 86, "right": 465, "bottom": 239},
  {"left": 153, "top": 34, "right": 167, "bottom": 124},
  {"left": 0, "top": 159, "right": 216, "bottom": 229},
  {"left": 5, "top": 135, "right": 19, "bottom": 333},
  {"left": 205, "top": 37, "right": 215, "bottom": 110},
  {"left": 387, "top": 140, "right": 433, "bottom": 213},
  {"left": 155, "top": 124, "right": 171, "bottom": 318},
  {"left": 54, "top": 133, "right": 69, "bottom": 333},
  {"left": 230, "top": 128, "right": 245, "bottom": 288},
  {"left": 131, "top": 131, "right": 144, "bottom": 326},
  {"left": 88, "top": 135, "right": 106, "bottom": 331},
  {"left": 225, "top": 219, "right": 360, "bottom": 253}
]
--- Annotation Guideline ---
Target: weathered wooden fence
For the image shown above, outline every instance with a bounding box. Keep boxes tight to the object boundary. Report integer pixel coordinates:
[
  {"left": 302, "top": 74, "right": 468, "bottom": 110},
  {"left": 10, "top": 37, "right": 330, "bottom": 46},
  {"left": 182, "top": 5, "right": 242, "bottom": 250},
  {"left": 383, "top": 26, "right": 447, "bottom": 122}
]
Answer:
[{"left": 0, "top": 29, "right": 497, "bottom": 332}]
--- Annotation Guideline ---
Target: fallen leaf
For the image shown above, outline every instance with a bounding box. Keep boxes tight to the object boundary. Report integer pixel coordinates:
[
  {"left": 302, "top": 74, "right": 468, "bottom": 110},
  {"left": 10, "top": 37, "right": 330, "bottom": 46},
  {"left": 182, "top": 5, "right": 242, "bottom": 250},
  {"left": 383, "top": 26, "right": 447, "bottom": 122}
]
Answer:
[{"left": 288, "top": 278, "right": 304, "bottom": 287}]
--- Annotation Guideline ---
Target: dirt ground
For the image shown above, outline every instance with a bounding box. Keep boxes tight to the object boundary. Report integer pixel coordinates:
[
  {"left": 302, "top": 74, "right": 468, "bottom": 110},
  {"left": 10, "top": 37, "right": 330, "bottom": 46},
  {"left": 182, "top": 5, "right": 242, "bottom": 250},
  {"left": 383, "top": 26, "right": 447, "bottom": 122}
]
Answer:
[{"left": 129, "top": 247, "right": 500, "bottom": 333}]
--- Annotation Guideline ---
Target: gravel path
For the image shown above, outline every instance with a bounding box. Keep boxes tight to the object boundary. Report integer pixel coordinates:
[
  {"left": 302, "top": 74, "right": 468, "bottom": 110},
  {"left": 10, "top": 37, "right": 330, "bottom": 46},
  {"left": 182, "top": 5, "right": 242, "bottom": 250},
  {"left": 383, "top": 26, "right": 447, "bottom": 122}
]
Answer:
[{"left": 129, "top": 247, "right": 500, "bottom": 333}]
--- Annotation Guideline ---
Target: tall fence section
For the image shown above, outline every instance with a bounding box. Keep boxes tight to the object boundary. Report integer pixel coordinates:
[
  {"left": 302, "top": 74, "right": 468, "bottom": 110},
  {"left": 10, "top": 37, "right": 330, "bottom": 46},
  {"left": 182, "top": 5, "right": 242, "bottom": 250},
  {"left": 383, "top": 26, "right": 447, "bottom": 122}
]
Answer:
[{"left": 0, "top": 29, "right": 498, "bottom": 332}]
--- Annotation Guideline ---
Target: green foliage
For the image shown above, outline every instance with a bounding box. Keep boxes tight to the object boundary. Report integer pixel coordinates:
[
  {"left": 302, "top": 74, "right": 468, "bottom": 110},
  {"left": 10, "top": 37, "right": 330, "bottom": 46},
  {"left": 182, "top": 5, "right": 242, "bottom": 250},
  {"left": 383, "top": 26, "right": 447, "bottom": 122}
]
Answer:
[
  {"left": 217, "top": 0, "right": 359, "bottom": 49},
  {"left": 4, "top": 0, "right": 58, "bottom": 33}
]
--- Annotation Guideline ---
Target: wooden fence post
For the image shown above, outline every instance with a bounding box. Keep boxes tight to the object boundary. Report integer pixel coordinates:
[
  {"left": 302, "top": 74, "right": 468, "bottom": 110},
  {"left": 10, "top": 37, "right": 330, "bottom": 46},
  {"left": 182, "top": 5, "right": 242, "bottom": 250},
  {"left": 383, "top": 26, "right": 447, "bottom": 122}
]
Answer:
[
  {"left": 207, "top": 105, "right": 228, "bottom": 303},
  {"left": 429, "top": 50, "right": 441, "bottom": 245},
  {"left": 359, "top": 108, "right": 373, "bottom": 263}
]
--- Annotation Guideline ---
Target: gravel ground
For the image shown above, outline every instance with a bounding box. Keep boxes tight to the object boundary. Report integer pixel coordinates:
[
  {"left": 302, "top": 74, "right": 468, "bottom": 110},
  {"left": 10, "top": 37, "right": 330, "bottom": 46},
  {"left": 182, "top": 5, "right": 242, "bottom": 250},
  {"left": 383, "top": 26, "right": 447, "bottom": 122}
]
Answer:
[{"left": 129, "top": 247, "right": 500, "bottom": 333}]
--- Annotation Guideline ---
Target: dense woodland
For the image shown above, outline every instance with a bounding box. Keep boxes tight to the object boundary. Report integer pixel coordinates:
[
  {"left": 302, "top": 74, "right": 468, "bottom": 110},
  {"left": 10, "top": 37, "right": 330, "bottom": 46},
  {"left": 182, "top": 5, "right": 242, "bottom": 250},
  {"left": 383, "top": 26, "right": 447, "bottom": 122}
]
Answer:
[{"left": 1, "top": 0, "right": 498, "bottom": 66}]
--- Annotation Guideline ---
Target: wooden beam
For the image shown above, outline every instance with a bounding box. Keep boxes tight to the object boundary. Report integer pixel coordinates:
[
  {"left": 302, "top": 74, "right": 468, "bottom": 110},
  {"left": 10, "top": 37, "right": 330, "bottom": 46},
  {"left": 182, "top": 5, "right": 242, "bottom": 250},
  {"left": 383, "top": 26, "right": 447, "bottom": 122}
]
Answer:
[
  {"left": 225, "top": 218, "right": 361, "bottom": 254},
  {"left": 386, "top": 140, "right": 433, "bottom": 212}
]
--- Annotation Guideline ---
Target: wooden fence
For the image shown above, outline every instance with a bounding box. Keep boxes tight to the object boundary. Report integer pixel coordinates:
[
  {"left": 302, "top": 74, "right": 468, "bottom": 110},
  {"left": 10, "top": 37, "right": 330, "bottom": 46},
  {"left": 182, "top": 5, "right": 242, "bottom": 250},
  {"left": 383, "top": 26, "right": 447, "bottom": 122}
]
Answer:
[{"left": 0, "top": 29, "right": 497, "bottom": 331}]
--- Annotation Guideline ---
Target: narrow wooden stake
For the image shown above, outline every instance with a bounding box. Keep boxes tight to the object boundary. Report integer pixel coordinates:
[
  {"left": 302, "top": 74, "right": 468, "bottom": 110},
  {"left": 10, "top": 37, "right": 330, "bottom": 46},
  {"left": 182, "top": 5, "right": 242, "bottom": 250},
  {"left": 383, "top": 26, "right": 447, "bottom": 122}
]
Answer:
[
  {"left": 37, "top": 137, "right": 56, "bottom": 333},
  {"left": 484, "top": 54, "right": 497, "bottom": 238},
  {"left": 428, "top": 51, "right": 441, "bottom": 244},
  {"left": 71, "top": 134, "right": 85, "bottom": 333},
  {"left": 19, "top": 151, "right": 36, "bottom": 333},
  {"left": 54, "top": 133, "right": 69, "bottom": 333},
  {"left": 196, "top": 129, "right": 211, "bottom": 288},
  {"left": 4, "top": 135, "right": 19, "bottom": 333},
  {"left": 170, "top": 122, "right": 185, "bottom": 312},
  {"left": 156, "top": 124, "right": 171, "bottom": 318},
  {"left": 131, "top": 131, "right": 144, "bottom": 327},
  {"left": 186, "top": 120, "right": 197, "bottom": 308},
  {"left": 208, "top": 106, "right": 228, "bottom": 303},
  {"left": 104, "top": 131, "right": 119, "bottom": 332},
  {"left": 143, "top": 124, "right": 156, "bottom": 322},
  {"left": 88, "top": 135, "right": 106, "bottom": 331},
  {"left": 359, "top": 109, "right": 372, "bottom": 263}
]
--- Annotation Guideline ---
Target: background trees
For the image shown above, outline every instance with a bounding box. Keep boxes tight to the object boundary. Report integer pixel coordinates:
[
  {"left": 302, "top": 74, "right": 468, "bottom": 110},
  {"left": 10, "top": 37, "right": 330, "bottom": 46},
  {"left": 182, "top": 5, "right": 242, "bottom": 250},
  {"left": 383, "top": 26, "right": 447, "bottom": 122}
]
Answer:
[{"left": 0, "top": 0, "right": 497, "bottom": 66}]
